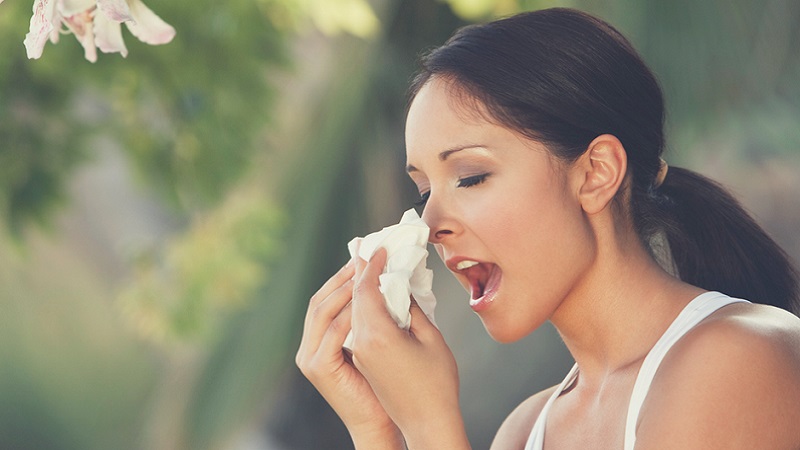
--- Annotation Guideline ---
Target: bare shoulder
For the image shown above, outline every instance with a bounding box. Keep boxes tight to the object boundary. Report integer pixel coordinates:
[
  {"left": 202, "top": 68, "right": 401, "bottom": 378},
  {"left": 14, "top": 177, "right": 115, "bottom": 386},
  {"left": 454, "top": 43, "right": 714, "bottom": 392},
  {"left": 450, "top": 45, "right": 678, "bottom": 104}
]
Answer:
[
  {"left": 636, "top": 302, "right": 800, "bottom": 449},
  {"left": 490, "top": 385, "right": 559, "bottom": 450}
]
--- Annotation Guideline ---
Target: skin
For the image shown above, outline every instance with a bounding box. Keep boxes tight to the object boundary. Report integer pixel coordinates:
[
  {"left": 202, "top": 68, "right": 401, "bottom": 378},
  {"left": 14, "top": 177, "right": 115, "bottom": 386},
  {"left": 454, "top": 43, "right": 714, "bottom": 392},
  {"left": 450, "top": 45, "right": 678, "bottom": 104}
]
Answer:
[{"left": 296, "top": 77, "right": 800, "bottom": 449}]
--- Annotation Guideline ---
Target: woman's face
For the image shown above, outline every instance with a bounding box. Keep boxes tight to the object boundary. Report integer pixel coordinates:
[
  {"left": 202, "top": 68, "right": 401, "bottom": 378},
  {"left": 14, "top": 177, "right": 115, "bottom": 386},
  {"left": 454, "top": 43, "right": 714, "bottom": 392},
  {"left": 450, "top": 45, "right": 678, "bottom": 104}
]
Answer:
[{"left": 405, "top": 79, "right": 596, "bottom": 343}]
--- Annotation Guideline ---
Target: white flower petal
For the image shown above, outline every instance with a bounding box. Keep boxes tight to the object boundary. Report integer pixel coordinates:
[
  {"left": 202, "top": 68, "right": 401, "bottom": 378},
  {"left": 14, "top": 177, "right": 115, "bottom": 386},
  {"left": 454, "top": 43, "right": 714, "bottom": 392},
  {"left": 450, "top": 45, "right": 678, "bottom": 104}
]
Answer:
[
  {"left": 24, "top": 0, "right": 58, "bottom": 59},
  {"left": 49, "top": 10, "right": 63, "bottom": 43},
  {"left": 63, "top": 11, "right": 98, "bottom": 62},
  {"left": 94, "top": 10, "right": 128, "bottom": 57},
  {"left": 59, "top": 0, "right": 95, "bottom": 17},
  {"left": 125, "top": 0, "right": 175, "bottom": 45},
  {"left": 97, "top": 0, "right": 132, "bottom": 22}
]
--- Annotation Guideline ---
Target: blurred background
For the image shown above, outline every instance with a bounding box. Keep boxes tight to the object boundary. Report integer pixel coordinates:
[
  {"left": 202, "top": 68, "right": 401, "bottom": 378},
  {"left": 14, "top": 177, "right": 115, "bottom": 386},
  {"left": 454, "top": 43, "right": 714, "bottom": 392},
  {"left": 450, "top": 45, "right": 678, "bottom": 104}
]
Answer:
[{"left": 1, "top": 0, "right": 798, "bottom": 448}]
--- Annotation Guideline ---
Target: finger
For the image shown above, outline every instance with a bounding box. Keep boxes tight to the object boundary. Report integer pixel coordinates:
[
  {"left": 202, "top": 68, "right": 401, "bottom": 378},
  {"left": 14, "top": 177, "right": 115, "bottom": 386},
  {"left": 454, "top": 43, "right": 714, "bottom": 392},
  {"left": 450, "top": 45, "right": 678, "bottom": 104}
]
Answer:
[
  {"left": 316, "top": 301, "right": 354, "bottom": 359},
  {"left": 301, "top": 278, "right": 354, "bottom": 353},
  {"left": 407, "top": 296, "right": 438, "bottom": 342},
  {"left": 356, "top": 246, "right": 386, "bottom": 290},
  {"left": 310, "top": 259, "right": 355, "bottom": 308},
  {"left": 352, "top": 247, "right": 399, "bottom": 335},
  {"left": 305, "top": 260, "right": 354, "bottom": 327},
  {"left": 353, "top": 239, "right": 367, "bottom": 280}
]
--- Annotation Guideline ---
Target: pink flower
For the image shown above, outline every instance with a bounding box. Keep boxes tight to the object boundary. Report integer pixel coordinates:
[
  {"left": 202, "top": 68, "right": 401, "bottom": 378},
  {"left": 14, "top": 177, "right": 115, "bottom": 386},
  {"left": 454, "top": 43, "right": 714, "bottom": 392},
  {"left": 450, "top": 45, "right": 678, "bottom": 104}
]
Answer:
[{"left": 22, "top": 0, "right": 175, "bottom": 62}]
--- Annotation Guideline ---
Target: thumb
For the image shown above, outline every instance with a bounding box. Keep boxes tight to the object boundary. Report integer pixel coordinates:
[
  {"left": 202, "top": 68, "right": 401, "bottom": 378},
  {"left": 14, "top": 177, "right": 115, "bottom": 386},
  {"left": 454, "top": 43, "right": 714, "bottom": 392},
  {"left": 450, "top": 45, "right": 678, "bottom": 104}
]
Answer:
[{"left": 407, "top": 296, "right": 438, "bottom": 340}]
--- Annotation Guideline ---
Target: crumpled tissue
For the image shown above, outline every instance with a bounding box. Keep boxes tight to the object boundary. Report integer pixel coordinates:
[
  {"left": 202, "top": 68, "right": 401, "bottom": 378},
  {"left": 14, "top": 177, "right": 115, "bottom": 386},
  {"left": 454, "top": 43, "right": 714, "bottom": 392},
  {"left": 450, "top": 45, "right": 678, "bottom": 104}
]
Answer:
[{"left": 343, "top": 209, "right": 437, "bottom": 350}]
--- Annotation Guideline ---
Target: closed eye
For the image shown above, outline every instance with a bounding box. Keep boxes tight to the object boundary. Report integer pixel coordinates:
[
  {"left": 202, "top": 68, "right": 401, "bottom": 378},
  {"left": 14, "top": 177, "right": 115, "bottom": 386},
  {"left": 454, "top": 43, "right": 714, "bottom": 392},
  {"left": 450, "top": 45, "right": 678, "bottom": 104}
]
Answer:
[
  {"left": 458, "top": 173, "right": 489, "bottom": 188},
  {"left": 414, "top": 191, "right": 430, "bottom": 207},
  {"left": 414, "top": 174, "right": 489, "bottom": 208}
]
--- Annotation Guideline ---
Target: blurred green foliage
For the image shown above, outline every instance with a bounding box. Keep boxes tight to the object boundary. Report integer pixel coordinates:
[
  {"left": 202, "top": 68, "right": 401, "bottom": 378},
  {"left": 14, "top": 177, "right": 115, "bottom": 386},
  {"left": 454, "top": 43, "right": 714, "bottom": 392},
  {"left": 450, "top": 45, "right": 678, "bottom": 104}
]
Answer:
[
  {"left": 107, "top": 0, "right": 290, "bottom": 210},
  {"left": 1, "top": 0, "right": 288, "bottom": 222},
  {"left": 442, "top": 0, "right": 563, "bottom": 21},
  {"left": 1, "top": 0, "right": 378, "bottom": 448},
  {"left": 119, "top": 189, "right": 287, "bottom": 342},
  {"left": 1, "top": 5, "right": 88, "bottom": 235},
  {"left": 0, "top": 231, "right": 156, "bottom": 450},
  {"left": 1, "top": 0, "right": 798, "bottom": 449}
]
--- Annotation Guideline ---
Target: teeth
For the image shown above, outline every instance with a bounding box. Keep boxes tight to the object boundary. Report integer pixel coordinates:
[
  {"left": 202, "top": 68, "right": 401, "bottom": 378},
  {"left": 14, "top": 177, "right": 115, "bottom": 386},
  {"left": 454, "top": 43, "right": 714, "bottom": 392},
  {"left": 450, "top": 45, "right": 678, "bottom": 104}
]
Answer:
[{"left": 456, "top": 260, "right": 480, "bottom": 270}]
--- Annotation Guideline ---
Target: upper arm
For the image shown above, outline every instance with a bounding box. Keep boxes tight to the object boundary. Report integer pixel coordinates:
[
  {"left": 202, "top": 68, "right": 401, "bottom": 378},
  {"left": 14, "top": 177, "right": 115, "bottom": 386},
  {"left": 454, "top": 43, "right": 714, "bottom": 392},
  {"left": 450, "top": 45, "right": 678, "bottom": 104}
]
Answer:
[
  {"left": 491, "top": 386, "right": 557, "bottom": 450},
  {"left": 635, "top": 307, "right": 800, "bottom": 449}
]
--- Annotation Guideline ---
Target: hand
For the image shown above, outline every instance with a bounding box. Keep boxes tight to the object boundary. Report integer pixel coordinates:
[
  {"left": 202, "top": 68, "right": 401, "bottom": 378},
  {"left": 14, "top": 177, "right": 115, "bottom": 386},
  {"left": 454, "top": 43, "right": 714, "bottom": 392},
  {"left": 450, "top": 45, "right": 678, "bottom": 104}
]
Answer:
[
  {"left": 295, "top": 259, "right": 404, "bottom": 449},
  {"left": 350, "top": 248, "right": 471, "bottom": 449}
]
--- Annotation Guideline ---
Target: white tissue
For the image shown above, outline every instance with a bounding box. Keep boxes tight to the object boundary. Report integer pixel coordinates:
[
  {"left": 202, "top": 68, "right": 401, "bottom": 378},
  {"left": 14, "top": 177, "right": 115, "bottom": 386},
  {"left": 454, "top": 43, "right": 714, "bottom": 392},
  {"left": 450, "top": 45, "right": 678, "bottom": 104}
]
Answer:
[{"left": 343, "top": 209, "right": 437, "bottom": 350}]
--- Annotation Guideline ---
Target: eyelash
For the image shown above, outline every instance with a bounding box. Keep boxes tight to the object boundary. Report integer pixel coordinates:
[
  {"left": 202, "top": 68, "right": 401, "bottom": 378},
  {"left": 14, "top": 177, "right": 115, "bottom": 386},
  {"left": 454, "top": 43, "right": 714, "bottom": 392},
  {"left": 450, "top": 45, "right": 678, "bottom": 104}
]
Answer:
[
  {"left": 414, "top": 192, "right": 430, "bottom": 207},
  {"left": 414, "top": 173, "right": 490, "bottom": 207},
  {"left": 458, "top": 173, "right": 489, "bottom": 188}
]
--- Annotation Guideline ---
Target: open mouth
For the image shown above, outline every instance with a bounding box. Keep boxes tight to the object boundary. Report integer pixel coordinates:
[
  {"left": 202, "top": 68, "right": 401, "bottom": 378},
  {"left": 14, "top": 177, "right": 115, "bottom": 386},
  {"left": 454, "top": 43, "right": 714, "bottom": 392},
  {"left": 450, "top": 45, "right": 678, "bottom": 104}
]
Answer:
[{"left": 454, "top": 260, "right": 498, "bottom": 301}]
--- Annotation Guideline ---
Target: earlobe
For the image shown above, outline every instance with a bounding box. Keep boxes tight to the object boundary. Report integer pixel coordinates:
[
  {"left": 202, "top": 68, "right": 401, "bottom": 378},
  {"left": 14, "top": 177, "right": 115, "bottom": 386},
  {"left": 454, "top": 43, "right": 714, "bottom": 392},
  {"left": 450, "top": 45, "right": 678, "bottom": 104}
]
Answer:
[{"left": 577, "top": 134, "right": 627, "bottom": 215}]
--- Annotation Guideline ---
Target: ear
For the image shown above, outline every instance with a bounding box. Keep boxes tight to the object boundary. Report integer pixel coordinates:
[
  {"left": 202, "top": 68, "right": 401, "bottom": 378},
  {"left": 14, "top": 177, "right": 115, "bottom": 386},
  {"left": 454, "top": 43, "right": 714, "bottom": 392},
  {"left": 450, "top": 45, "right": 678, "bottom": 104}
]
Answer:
[{"left": 574, "top": 134, "right": 627, "bottom": 215}]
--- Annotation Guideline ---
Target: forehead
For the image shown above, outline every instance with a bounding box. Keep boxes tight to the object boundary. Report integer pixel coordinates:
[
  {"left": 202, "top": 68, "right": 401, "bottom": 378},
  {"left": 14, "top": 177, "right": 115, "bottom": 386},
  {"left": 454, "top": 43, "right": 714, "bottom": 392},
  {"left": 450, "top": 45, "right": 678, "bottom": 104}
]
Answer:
[
  {"left": 404, "top": 78, "right": 561, "bottom": 180},
  {"left": 405, "top": 79, "right": 494, "bottom": 156}
]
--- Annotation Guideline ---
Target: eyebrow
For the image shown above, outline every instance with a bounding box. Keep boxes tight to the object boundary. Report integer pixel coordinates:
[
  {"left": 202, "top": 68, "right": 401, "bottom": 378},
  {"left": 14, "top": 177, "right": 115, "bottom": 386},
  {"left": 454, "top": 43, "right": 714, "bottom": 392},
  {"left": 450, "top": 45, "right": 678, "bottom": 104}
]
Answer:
[{"left": 405, "top": 144, "right": 487, "bottom": 173}]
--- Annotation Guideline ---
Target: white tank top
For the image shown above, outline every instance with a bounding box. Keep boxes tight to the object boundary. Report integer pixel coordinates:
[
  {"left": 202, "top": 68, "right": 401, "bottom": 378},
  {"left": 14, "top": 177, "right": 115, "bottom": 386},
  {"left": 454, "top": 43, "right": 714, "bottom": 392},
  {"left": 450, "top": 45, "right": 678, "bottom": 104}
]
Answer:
[{"left": 524, "top": 291, "right": 748, "bottom": 450}]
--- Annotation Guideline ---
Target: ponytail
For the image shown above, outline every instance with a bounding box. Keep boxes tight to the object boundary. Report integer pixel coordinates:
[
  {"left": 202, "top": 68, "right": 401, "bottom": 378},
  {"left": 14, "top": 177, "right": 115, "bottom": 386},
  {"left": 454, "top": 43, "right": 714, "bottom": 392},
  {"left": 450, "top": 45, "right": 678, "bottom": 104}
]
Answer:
[{"left": 658, "top": 167, "right": 800, "bottom": 314}]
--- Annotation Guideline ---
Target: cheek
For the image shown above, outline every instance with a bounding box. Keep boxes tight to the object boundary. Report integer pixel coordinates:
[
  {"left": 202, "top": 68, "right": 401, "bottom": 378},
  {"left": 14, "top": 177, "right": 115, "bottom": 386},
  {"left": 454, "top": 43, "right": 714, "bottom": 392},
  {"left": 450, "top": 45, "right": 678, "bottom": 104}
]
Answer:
[
  {"left": 474, "top": 178, "right": 591, "bottom": 280},
  {"left": 434, "top": 243, "right": 444, "bottom": 260},
  {"left": 468, "top": 182, "right": 578, "bottom": 249}
]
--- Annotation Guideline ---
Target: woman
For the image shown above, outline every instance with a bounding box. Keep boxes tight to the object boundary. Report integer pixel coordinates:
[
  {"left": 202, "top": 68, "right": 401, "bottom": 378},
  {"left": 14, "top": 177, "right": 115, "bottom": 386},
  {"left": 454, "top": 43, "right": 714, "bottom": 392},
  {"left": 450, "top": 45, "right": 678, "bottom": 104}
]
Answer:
[{"left": 296, "top": 8, "right": 800, "bottom": 449}]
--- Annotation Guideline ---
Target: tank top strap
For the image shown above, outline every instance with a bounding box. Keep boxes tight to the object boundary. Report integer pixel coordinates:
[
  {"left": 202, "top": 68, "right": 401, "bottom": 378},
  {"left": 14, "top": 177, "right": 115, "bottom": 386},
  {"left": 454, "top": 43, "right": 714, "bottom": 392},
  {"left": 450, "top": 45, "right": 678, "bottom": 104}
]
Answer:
[
  {"left": 623, "top": 291, "right": 749, "bottom": 450},
  {"left": 524, "top": 363, "right": 579, "bottom": 450}
]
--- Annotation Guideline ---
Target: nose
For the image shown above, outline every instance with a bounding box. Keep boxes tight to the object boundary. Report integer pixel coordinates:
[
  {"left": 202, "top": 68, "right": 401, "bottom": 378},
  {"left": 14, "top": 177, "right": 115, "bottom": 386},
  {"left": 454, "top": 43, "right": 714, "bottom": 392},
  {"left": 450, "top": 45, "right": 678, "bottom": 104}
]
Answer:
[
  {"left": 421, "top": 196, "right": 461, "bottom": 244},
  {"left": 430, "top": 227, "right": 453, "bottom": 243}
]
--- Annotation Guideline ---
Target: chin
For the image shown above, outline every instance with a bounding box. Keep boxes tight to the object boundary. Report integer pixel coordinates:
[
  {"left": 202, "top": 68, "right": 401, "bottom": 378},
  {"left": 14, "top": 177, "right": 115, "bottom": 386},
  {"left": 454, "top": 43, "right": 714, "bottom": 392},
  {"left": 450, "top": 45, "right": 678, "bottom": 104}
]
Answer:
[{"left": 481, "top": 319, "right": 531, "bottom": 344}]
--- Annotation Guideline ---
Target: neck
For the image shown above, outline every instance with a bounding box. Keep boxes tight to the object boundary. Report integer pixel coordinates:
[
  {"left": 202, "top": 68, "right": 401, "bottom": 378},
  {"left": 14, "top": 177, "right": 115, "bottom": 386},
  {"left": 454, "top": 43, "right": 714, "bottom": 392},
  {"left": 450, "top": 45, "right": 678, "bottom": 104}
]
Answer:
[{"left": 550, "top": 231, "right": 703, "bottom": 385}]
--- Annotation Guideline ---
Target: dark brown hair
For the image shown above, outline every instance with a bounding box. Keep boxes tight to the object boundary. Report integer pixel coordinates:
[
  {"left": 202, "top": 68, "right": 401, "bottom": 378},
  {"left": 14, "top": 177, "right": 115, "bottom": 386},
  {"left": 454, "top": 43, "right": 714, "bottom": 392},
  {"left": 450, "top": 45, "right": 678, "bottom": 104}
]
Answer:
[{"left": 409, "top": 8, "right": 799, "bottom": 313}]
